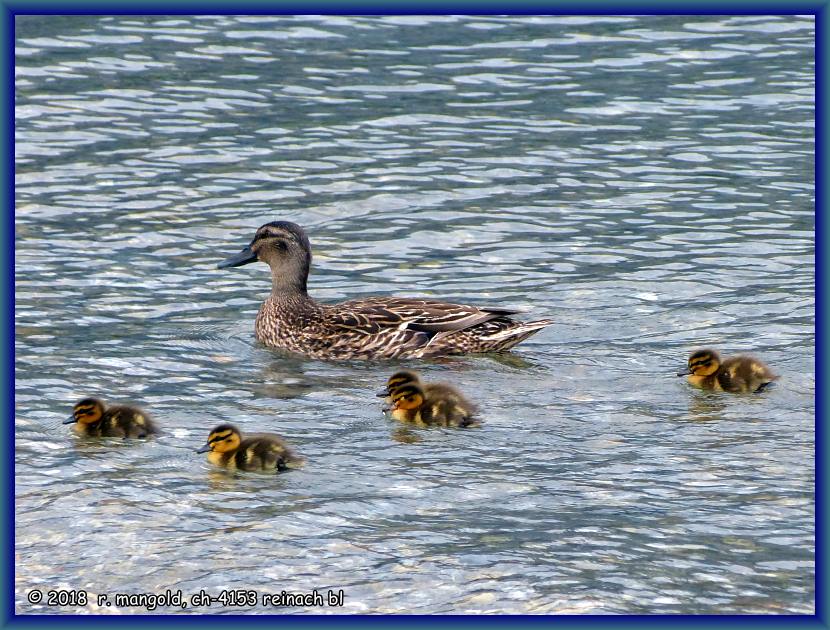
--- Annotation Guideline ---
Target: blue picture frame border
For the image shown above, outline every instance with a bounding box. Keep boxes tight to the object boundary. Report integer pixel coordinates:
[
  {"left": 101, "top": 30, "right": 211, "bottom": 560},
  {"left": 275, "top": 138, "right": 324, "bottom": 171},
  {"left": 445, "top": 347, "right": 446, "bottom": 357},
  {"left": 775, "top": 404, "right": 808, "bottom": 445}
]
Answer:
[{"left": 3, "top": 3, "right": 823, "bottom": 627}]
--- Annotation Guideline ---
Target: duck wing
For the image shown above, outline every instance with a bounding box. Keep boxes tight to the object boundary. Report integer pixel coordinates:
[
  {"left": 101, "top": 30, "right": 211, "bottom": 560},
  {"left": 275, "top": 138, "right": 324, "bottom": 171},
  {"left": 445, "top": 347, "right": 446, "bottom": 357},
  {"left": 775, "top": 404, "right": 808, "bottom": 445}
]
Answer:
[
  {"left": 330, "top": 297, "right": 518, "bottom": 336},
  {"left": 407, "top": 305, "right": 521, "bottom": 333}
]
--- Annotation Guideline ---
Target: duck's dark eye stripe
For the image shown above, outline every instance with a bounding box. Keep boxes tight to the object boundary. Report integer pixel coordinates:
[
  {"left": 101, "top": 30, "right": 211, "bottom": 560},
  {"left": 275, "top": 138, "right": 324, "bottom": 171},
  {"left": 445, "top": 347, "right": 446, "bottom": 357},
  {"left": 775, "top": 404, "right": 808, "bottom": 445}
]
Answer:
[
  {"left": 254, "top": 230, "right": 286, "bottom": 241},
  {"left": 209, "top": 432, "right": 233, "bottom": 443},
  {"left": 253, "top": 230, "right": 293, "bottom": 250}
]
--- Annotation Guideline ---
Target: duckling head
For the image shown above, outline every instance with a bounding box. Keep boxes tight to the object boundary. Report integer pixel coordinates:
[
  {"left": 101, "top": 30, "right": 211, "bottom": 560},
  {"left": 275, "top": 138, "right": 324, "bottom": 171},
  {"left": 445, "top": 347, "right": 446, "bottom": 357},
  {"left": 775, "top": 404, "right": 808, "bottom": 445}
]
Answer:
[
  {"left": 197, "top": 424, "right": 242, "bottom": 454},
  {"left": 218, "top": 221, "right": 312, "bottom": 293},
  {"left": 64, "top": 398, "right": 104, "bottom": 426},
  {"left": 678, "top": 349, "right": 721, "bottom": 377},
  {"left": 376, "top": 370, "right": 421, "bottom": 397},
  {"left": 389, "top": 383, "right": 426, "bottom": 413}
]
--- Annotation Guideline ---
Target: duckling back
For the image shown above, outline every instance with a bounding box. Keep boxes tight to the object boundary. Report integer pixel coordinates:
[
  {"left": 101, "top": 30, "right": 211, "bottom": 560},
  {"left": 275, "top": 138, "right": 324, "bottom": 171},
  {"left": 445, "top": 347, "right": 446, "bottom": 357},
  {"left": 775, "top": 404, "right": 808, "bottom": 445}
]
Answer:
[
  {"left": 718, "top": 356, "right": 778, "bottom": 393},
  {"left": 230, "top": 434, "right": 303, "bottom": 472},
  {"left": 422, "top": 383, "right": 467, "bottom": 405},
  {"left": 96, "top": 405, "right": 158, "bottom": 438},
  {"left": 418, "top": 393, "right": 478, "bottom": 428}
]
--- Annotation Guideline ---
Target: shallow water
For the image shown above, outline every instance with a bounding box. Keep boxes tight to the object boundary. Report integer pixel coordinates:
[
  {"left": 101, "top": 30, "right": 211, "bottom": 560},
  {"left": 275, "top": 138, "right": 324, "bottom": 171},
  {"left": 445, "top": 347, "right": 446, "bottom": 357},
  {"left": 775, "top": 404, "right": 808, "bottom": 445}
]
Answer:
[{"left": 15, "top": 15, "right": 814, "bottom": 614}]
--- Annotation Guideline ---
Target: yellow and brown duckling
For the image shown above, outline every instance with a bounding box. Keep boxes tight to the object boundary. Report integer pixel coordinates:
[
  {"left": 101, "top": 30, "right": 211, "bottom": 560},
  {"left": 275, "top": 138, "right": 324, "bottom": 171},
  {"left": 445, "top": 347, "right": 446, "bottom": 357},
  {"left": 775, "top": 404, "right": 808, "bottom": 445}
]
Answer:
[
  {"left": 64, "top": 398, "right": 158, "bottom": 438},
  {"left": 678, "top": 349, "right": 778, "bottom": 393},
  {"left": 377, "top": 369, "right": 466, "bottom": 405},
  {"left": 197, "top": 424, "right": 303, "bottom": 473},
  {"left": 387, "top": 380, "right": 479, "bottom": 428},
  {"left": 218, "top": 220, "right": 554, "bottom": 360},
  {"left": 378, "top": 369, "right": 423, "bottom": 398},
  {"left": 376, "top": 369, "right": 425, "bottom": 404}
]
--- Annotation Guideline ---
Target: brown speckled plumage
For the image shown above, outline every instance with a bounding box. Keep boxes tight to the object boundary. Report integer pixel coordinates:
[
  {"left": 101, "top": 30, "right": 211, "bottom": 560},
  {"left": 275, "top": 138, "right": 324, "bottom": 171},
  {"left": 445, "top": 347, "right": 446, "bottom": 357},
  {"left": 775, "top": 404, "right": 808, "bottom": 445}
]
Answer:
[{"left": 219, "top": 221, "right": 554, "bottom": 360}]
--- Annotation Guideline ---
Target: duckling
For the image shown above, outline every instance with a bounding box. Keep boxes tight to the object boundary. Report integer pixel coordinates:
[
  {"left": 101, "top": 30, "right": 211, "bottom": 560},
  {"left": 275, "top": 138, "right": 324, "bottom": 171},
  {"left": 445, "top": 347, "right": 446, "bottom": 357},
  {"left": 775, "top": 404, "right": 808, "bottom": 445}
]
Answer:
[
  {"left": 217, "top": 220, "right": 554, "bottom": 359},
  {"left": 678, "top": 349, "right": 778, "bottom": 393},
  {"left": 377, "top": 369, "right": 422, "bottom": 400},
  {"left": 64, "top": 398, "right": 158, "bottom": 438},
  {"left": 388, "top": 383, "right": 479, "bottom": 428},
  {"left": 196, "top": 424, "right": 302, "bottom": 473},
  {"left": 376, "top": 369, "right": 466, "bottom": 406}
]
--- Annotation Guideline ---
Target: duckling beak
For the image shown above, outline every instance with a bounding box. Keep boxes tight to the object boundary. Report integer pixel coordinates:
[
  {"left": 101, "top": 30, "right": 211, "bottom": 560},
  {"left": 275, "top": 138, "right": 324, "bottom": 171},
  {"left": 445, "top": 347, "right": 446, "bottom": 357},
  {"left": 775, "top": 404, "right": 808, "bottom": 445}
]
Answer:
[
  {"left": 196, "top": 443, "right": 212, "bottom": 454},
  {"left": 63, "top": 415, "right": 78, "bottom": 424},
  {"left": 677, "top": 368, "right": 692, "bottom": 377},
  {"left": 217, "top": 245, "right": 257, "bottom": 269},
  {"left": 375, "top": 389, "right": 389, "bottom": 397}
]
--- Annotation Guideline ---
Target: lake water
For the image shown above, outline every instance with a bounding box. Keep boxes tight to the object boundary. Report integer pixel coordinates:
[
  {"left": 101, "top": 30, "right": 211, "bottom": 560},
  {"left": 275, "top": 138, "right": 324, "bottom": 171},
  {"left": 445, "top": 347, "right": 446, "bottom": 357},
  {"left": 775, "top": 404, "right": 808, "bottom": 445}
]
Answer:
[{"left": 14, "top": 14, "right": 814, "bottom": 615}]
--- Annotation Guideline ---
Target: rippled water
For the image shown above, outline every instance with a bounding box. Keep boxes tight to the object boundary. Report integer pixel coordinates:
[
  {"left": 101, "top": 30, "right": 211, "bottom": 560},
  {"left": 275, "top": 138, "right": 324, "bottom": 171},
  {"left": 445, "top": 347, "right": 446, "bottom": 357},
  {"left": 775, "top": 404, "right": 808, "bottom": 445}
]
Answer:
[{"left": 15, "top": 15, "right": 814, "bottom": 615}]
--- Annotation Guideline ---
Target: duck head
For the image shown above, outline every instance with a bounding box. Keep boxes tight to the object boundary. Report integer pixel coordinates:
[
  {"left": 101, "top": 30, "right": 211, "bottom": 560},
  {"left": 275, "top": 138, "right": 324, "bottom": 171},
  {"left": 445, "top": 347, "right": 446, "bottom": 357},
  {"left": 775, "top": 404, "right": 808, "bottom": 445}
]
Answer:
[
  {"left": 389, "top": 383, "right": 426, "bottom": 413},
  {"left": 65, "top": 398, "right": 105, "bottom": 425},
  {"left": 376, "top": 369, "right": 422, "bottom": 397},
  {"left": 197, "top": 423, "right": 243, "bottom": 454},
  {"left": 218, "top": 221, "right": 312, "bottom": 293},
  {"left": 677, "top": 349, "right": 721, "bottom": 377}
]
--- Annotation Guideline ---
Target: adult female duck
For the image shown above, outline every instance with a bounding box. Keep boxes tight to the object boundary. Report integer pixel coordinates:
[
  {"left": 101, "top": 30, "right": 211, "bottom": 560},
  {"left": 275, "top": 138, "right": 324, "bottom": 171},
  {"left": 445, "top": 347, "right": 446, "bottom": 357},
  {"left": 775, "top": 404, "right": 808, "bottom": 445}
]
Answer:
[{"left": 218, "top": 221, "right": 553, "bottom": 360}]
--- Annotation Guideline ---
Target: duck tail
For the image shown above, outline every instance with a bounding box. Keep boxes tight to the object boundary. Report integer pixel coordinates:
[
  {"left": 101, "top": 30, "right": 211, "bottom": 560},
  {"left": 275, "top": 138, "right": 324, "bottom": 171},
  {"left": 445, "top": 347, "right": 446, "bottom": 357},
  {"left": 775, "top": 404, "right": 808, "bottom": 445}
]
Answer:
[{"left": 486, "top": 318, "right": 555, "bottom": 350}]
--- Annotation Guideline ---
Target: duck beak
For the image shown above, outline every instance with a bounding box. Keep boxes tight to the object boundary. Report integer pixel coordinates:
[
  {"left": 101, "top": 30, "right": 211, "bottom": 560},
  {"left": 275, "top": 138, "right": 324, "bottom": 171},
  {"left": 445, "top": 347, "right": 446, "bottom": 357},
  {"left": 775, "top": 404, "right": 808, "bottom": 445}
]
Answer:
[
  {"left": 217, "top": 245, "right": 257, "bottom": 269},
  {"left": 677, "top": 368, "right": 692, "bottom": 377},
  {"left": 196, "top": 443, "right": 212, "bottom": 454},
  {"left": 375, "top": 389, "right": 389, "bottom": 397},
  {"left": 63, "top": 415, "right": 78, "bottom": 424}
]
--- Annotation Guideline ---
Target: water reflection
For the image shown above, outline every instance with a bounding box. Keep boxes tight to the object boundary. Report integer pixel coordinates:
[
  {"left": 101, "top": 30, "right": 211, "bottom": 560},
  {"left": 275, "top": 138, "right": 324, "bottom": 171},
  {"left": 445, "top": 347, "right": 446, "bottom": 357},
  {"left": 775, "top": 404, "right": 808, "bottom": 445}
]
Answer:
[{"left": 684, "top": 394, "right": 730, "bottom": 423}]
